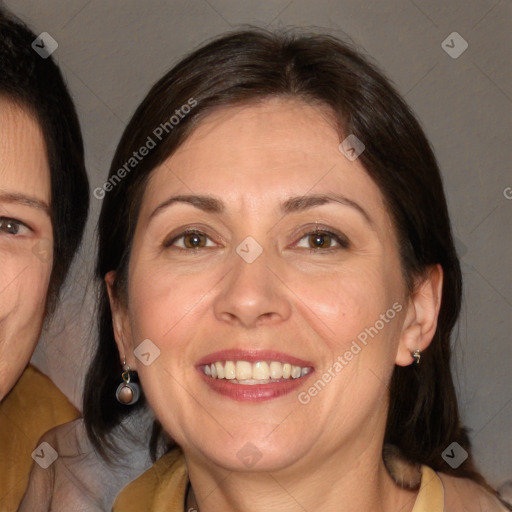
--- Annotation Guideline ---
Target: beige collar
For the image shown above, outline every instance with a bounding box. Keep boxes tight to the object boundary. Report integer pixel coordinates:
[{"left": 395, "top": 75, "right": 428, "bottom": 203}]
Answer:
[{"left": 114, "top": 450, "right": 445, "bottom": 511}]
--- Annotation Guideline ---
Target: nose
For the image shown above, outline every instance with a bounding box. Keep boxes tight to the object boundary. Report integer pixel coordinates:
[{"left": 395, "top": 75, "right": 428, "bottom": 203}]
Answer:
[{"left": 213, "top": 248, "right": 292, "bottom": 328}]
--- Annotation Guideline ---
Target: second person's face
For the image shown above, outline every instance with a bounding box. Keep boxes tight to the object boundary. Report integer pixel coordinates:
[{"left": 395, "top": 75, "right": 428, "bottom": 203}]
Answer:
[{"left": 111, "top": 98, "right": 409, "bottom": 474}]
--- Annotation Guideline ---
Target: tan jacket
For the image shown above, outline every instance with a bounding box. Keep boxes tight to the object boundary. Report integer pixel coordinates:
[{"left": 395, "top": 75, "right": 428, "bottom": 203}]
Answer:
[{"left": 0, "top": 365, "right": 80, "bottom": 510}]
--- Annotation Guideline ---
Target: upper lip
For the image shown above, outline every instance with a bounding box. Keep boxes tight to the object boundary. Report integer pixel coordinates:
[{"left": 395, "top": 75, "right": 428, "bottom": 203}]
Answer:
[{"left": 196, "top": 349, "right": 314, "bottom": 368}]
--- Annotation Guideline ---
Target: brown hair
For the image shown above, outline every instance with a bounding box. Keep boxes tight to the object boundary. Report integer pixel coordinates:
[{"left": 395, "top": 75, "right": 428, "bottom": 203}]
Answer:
[{"left": 83, "top": 27, "right": 506, "bottom": 504}]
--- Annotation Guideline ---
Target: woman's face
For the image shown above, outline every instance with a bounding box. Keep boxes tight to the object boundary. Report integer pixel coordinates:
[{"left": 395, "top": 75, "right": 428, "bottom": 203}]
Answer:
[
  {"left": 0, "top": 99, "right": 53, "bottom": 400},
  {"left": 111, "top": 98, "right": 426, "bottom": 473}
]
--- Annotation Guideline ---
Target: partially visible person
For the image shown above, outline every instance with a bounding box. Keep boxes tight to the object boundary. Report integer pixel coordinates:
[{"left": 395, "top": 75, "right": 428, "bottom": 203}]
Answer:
[{"left": 0, "top": 6, "right": 89, "bottom": 510}]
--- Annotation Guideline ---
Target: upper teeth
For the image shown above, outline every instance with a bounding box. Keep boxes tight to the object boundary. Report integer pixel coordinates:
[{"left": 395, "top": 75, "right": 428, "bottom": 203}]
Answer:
[{"left": 204, "top": 360, "right": 311, "bottom": 382}]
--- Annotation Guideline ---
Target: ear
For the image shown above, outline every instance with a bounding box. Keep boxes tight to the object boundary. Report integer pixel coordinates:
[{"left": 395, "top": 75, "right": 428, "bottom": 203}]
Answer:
[
  {"left": 395, "top": 264, "right": 443, "bottom": 366},
  {"left": 105, "top": 271, "right": 137, "bottom": 370}
]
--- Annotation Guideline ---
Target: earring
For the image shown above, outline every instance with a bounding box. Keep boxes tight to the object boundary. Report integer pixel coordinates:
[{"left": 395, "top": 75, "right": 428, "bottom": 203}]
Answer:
[
  {"left": 115, "top": 360, "right": 140, "bottom": 405},
  {"left": 412, "top": 350, "right": 421, "bottom": 365}
]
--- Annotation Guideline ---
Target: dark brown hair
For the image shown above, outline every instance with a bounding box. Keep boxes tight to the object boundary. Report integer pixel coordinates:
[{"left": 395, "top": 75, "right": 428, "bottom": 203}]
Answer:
[
  {"left": 84, "top": 27, "right": 506, "bottom": 503},
  {"left": 0, "top": 7, "right": 90, "bottom": 313}
]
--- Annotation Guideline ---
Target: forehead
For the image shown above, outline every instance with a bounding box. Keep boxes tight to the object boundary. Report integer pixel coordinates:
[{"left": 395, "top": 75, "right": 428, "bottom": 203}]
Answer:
[
  {"left": 165, "top": 98, "right": 341, "bottom": 174},
  {"left": 0, "top": 98, "right": 51, "bottom": 202},
  {"left": 139, "top": 98, "right": 394, "bottom": 237},
  {"left": 141, "top": 98, "right": 389, "bottom": 228}
]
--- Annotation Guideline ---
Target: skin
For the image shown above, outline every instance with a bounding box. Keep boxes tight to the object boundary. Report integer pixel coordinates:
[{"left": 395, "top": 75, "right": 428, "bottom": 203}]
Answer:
[
  {"left": 0, "top": 98, "right": 53, "bottom": 401},
  {"left": 109, "top": 98, "right": 443, "bottom": 512}
]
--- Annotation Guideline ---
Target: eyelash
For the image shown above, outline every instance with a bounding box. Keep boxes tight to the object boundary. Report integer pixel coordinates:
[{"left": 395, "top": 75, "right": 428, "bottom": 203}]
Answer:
[
  {"left": 164, "top": 229, "right": 216, "bottom": 250},
  {"left": 294, "top": 228, "right": 350, "bottom": 252},
  {"left": 164, "top": 227, "right": 349, "bottom": 253},
  {"left": 0, "top": 217, "right": 31, "bottom": 236}
]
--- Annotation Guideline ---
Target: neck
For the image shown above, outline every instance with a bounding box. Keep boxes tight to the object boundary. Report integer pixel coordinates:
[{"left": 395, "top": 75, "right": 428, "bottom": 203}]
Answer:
[{"left": 184, "top": 438, "right": 419, "bottom": 512}]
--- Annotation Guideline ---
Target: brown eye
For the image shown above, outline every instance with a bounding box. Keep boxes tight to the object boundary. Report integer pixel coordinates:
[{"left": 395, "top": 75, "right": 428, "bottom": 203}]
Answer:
[
  {"left": 164, "top": 229, "right": 215, "bottom": 250},
  {"left": 183, "top": 232, "right": 207, "bottom": 248},
  {"left": 295, "top": 228, "right": 349, "bottom": 252},
  {"left": 308, "top": 232, "right": 333, "bottom": 249}
]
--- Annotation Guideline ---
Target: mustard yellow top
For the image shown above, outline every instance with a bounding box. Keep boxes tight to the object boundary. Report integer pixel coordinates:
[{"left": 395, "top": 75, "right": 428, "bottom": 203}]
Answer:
[
  {"left": 113, "top": 450, "right": 445, "bottom": 511},
  {"left": 0, "top": 364, "right": 80, "bottom": 510}
]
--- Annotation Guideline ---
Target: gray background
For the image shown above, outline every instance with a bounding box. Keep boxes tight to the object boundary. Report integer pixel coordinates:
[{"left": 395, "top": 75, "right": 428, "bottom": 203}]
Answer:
[{"left": 4, "top": 0, "right": 511, "bottom": 487}]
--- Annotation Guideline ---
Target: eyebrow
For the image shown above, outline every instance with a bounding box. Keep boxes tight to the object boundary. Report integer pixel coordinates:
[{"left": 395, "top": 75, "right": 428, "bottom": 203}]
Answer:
[
  {"left": 282, "top": 194, "right": 372, "bottom": 225},
  {"left": 150, "top": 195, "right": 224, "bottom": 219},
  {"left": 0, "top": 191, "right": 50, "bottom": 214},
  {"left": 150, "top": 193, "right": 372, "bottom": 226}
]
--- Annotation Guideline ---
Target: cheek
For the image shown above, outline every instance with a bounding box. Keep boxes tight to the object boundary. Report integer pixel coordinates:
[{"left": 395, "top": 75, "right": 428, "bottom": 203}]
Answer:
[
  {"left": 0, "top": 252, "right": 51, "bottom": 319},
  {"left": 291, "top": 262, "right": 400, "bottom": 351},
  {"left": 125, "top": 262, "right": 218, "bottom": 411},
  {"left": 128, "top": 266, "right": 213, "bottom": 344},
  {"left": 0, "top": 257, "right": 51, "bottom": 398},
  {"left": 125, "top": 270, "right": 203, "bottom": 439}
]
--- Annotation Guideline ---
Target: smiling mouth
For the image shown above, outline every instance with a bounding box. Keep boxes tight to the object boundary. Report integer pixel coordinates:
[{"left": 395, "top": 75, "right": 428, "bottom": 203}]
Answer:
[{"left": 201, "top": 360, "right": 313, "bottom": 385}]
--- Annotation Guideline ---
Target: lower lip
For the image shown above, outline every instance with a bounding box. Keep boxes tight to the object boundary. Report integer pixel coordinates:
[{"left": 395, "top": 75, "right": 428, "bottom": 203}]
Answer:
[{"left": 198, "top": 369, "right": 314, "bottom": 401}]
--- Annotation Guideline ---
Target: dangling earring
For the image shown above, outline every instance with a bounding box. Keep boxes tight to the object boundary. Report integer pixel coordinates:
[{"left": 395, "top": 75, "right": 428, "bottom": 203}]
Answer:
[
  {"left": 412, "top": 349, "right": 421, "bottom": 365},
  {"left": 115, "top": 359, "right": 140, "bottom": 405}
]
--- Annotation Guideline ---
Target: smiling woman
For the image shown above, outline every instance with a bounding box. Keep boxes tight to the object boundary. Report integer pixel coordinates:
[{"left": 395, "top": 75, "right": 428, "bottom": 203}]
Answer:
[
  {"left": 0, "top": 6, "right": 89, "bottom": 509},
  {"left": 67, "top": 28, "right": 509, "bottom": 511},
  {"left": 0, "top": 99, "right": 52, "bottom": 392}
]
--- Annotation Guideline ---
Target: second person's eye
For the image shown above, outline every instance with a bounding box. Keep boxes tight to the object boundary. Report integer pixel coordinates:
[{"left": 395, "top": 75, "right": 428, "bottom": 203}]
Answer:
[
  {"left": 295, "top": 229, "right": 349, "bottom": 251},
  {"left": 165, "top": 230, "right": 216, "bottom": 249}
]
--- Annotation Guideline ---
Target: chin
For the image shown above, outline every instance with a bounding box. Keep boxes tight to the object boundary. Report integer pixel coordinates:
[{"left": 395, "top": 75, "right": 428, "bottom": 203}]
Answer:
[{"left": 191, "top": 434, "right": 309, "bottom": 473}]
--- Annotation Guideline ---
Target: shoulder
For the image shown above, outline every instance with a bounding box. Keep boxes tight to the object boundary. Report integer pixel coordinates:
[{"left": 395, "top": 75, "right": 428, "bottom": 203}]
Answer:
[
  {"left": 113, "top": 448, "right": 188, "bottom": 512},
  {"left": 7, "top": 365, "right": 80, "bottom": 434},
  {"left": 0, "top": 364, "right": 80, "bottom": 453},
  {"left": 0, "top": 366, "right": 79, "bottom": 510},
  {"left": 4, "top": 364, "right": 79, "bottom": 417},
  {"left": 32, "top": 417, "right": 85, "bottom": 455},
  {"left": 438, "top": 472, "right": 511, "bottom": 512}
]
